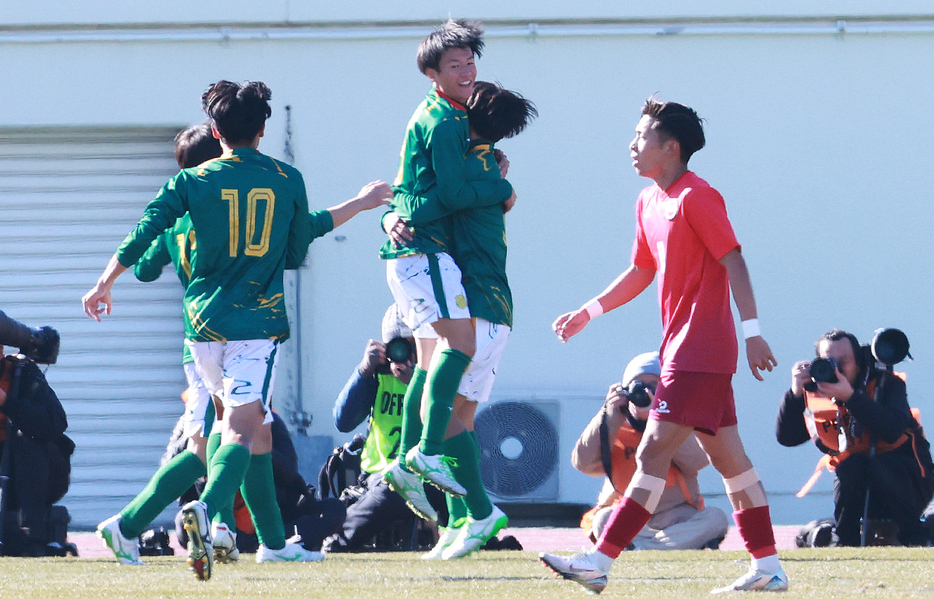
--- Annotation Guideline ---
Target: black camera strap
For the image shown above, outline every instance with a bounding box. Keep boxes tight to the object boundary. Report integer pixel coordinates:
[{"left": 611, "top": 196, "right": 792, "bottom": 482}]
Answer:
[{"left": 598, "top": 408, "right": 617, "bottom": 493}]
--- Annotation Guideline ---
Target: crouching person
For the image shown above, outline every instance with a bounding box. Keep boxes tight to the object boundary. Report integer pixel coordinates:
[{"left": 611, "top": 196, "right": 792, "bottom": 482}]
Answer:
[{"left": 573, "top": 352, "right": 728, "bottom": 550}]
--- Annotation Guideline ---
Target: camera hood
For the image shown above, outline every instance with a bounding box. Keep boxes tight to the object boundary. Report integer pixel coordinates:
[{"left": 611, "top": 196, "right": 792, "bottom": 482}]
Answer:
[{"left": 871, "top": 328, "right": 911, "bottom": 366}]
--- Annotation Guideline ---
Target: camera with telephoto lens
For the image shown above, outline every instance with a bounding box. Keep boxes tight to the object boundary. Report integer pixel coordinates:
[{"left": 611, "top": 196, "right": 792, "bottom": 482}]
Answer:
[
  {"left": 625, "top": 380, "right": 655, "bottom": 408},
  {"left": 19, "top": 326, "right": 60, "bottom": 365},
  {"left": 376, "top": 337, "right": 415, "bottom": 374},
  {"left": 804, "top": 357, "right": 839, "bottom": 392}
]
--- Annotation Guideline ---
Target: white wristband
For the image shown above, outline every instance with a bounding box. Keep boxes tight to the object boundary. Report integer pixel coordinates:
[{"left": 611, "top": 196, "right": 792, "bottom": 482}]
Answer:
[
  {"left": 741, "top": 318, "right": 761, "bottom": 340},
  {"left": 583, "top": 299, "right": 604, "bottom": 319}
]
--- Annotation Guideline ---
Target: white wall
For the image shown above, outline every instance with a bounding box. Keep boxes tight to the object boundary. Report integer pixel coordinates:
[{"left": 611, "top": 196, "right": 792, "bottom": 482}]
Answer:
[{"left": 3, "top": 7, "right": 933, "bottom": 523}]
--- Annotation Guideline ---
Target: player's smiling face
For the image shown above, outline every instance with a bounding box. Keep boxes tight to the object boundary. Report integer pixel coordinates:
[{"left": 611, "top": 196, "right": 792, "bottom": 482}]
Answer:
[{"left": 426, "top": 47, "right": 477, "bottom": 105}]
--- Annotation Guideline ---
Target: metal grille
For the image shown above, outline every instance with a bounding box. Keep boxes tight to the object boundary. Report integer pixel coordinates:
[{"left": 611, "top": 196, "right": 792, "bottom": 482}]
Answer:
[{"left": 0, "top": 126, "right": 189, "bottom": 529}]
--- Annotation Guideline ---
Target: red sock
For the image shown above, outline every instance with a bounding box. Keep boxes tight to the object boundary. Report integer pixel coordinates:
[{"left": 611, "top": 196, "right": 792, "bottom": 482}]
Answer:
[
  {"left": 594, "top": 497, "right": 652, "bottom": 558},
  {"left": 734, "top": 506, "right": 777, "bottom": 559}
]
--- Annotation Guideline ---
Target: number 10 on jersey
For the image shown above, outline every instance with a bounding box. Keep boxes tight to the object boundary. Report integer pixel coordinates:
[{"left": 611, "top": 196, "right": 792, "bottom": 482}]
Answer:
[{"left": 222, "top": 188, "right": 276, "bottom": 258}]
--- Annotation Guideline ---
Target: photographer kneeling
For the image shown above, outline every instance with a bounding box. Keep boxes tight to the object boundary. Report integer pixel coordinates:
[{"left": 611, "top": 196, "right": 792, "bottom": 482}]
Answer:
[
  {"left": 0, "top": 310, "right": 72, "bottom": 556},
  {"left": 572, "top": 352, "right": 729, "bottom": 550},
  {"left": 776, "top": 329, "right": 934, "bottom": 546}
]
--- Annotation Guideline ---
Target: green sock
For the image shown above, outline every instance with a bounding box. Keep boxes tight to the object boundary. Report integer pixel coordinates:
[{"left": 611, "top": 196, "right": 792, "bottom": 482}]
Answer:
[
  {"left": 200, "top": 443, "right": 250, "bottom": 524},
  {"left": 204, "top": 432, "right": 236, "bottom": 529},
  {"left": 240, "top": 452, "right": 286, "bottom": 550},
  {"left": 119, "top": 450, "right": 206, "bottom": 539},
  {"left": 399, "top": 366, "right": 427, "bottom": 469},
  {"left": 446, "top": 493, "right": 468, "bottom": 529},
  {"left": 421, "top": 349, "right": 471, "bottom": 455},
  {"left": 446, "top": 431, "right": 492, "bottom": 520}
]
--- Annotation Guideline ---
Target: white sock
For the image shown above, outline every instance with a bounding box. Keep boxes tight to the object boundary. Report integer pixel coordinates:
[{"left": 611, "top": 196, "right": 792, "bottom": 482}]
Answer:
[
  {"left": 586, "top": 548, "right": 615, "bottom": 573},
  {"left": 752, "top": 553, "right": 781, "bottom": 574}
]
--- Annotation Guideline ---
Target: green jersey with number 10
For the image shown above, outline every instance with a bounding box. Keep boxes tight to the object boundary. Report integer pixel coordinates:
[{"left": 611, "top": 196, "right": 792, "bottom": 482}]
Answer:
[{"left": 116, "top": 147, "right": 312, "bottom": 342}]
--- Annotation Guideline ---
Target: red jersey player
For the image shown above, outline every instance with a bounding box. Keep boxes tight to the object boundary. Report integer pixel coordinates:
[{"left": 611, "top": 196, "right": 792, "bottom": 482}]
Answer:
[{"left": 541, "top": 98, "right": 786, "bottom": 594}]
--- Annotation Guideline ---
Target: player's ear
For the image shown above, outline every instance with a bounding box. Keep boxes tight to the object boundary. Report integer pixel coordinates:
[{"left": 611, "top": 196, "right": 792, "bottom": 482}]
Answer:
[{"left": 664, "top": 138, "right": 680, "bottom": 158}]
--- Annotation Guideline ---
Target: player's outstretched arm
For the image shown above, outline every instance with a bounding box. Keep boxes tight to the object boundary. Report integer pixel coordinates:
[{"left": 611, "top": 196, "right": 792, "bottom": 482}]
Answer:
[
  {"left": 719, "top": 248, "right": 777, "bottom": 381},
  {"left": 82, "top": 254, "right": 128, "bottom": 322},
  {"left": 552, "top": 264, "right": 655, "bottom": 343},
  {"left": 328, "top": 181, "right": 392, "bottom": 229}
]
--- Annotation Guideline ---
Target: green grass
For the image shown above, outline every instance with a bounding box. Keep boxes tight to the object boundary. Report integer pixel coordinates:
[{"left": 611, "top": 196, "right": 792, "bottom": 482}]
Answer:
[{"left": 2, "top": 548, "right": 933, "bottom": 598}]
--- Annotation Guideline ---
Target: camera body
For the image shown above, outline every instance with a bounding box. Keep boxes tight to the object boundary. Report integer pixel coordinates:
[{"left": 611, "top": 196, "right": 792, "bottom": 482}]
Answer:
[
  {"left": 804, "top": 356, "right": 839, "bottom": 392},
  {"left": 625, "top": 380, "right": 654, "bottom": 409},
  {"left": 375, "top": 336, "right": 415, "bottom": 375}
]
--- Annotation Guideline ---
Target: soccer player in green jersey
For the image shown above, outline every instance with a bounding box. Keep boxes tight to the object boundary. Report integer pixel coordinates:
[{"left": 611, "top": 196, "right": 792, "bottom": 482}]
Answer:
[
  {"left": 387, "top": 82, "right": 536, "bottom": 559},
  {"left": 83, "top": 81, "right": 391, "bottom": 580},
  {"left": 96, "top": 123, "right": 223, "bottom": 567},
  {"left": 381, "top": 18, "right": 515, "bottom": 521}
]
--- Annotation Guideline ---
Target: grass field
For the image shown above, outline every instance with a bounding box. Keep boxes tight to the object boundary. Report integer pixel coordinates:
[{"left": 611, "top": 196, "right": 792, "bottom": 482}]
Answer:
[{"left": 3, "top": 547, "right": 933, "bottom": 598}]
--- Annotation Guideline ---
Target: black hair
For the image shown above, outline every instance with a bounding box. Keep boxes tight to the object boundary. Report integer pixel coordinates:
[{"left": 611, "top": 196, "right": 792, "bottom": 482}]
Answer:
[
  {"left": 466, "top": 81, "right": 538, "bottom": 143},
  {"left": 201, "top": 81, "right": 272, "bottom": 146},
  {"left": 816, "top": 328, "right": 869, "bottom": 385},
  {"left": 416, "top": 19, "right": 484, "bottom": 74},
  {"left": 641, "top": 97, "right": 706, "bottom": 164},
  {"left": 174, "top": 123, "right": 222, "bottom": 169}
]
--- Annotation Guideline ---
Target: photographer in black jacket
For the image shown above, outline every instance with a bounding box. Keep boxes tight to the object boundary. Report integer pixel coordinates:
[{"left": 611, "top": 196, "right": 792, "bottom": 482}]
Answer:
[
  {"left": 776, "top": 329, "right": 933, "bottom": 546},
  {"left": 0, "top": 309, "right": 70, "bottom": 556}
]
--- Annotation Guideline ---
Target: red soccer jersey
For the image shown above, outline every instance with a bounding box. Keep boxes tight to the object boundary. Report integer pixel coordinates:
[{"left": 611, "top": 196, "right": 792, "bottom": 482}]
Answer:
[{"left": 631, "top": 171, "right": 740, "bottom": 374}]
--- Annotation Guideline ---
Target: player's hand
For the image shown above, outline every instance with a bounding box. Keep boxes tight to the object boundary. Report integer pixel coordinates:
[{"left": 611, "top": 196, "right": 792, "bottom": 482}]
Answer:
[
  {"left": 502, "top": 190, "right": 517, "bottom": 213},
  {"left": 383, "top": 212, "right": 414, "bottom": 248},
  {"left": 356, "top": 180, "right": 392, "bottom": 210},
  {"left": 358, "top": 339, "right": 386, "bottom": 377},
  {"left": 552, "top": 309, "right": 590, "bottom": 343},
  {"left": 790, "top": 360, "right": 811, "bottom": 396},
  {"left": 82, "top": 283, "right": 113, "bottom": 322},
  {"left": 494, "top": 149, "right": 509, "bottom": 178},
  {"left": 746, "top": 336, "right": 777, "bottom": 381}
]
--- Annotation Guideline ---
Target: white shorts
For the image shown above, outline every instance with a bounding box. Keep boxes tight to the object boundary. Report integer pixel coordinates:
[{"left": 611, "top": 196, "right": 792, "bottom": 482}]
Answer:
[
  {"left": 186, "top": 339, "right": 278, "bottom": 425},
  {"left": 182, "top": 362, "right": 216, "bottom": 438},
  {"left": 386, "top": 253, "right": 471, "bottom": 339},
  {"left": 458, "top": 319, "right": 510, "bottom": 403}
]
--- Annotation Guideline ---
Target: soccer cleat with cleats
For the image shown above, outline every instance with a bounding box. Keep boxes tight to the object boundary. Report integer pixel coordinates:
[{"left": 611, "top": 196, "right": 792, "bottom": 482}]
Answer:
[
  {"left": 711, "top": 567, "right": 789, "bottom": 593},
  {"left": 441, "top": 506, "right": 509, "bottom": 559},
  {"left": 421, "top": 520, "right": 465, "bottom": 560},
  {"left": 383, "top": 459, "right": 438, "bottom": 521},
  {"left": 539, "top": 550, "right": 609, "bottom": 595},
  {"left": 405, "top": 447, "right": 467, "bottom": 497},
  {"left": 181, "top": 501, "right": 213, "bottom": 581},
  {"left": 97, "top": 515, "right": 143, "bottom": 565},
  {"left": 256, "top": 540, "right": 325, "bottom": 563},
  {"left": 211, "top": 522, "right": 240, "bottom": 564}
]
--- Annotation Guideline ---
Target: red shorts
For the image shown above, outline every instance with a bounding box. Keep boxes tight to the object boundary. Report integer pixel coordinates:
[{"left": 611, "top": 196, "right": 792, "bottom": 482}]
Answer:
[{"left": 649, "top": 370, "right": 736, "bottom": 435}]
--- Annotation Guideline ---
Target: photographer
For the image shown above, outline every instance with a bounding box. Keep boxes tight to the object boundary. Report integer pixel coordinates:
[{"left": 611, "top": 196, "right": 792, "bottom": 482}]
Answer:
[
  {"left": 572, "top": 352, "right": 728, "bottom": 550},
  {"left": 323, "top": 305, "right": 444, "bottom": 552},
  {"left": 776, "top": 329, "right": 934, "bottom": 546},
  {"left": 0, "top": 311, "right": 70, "bottom": 556}
]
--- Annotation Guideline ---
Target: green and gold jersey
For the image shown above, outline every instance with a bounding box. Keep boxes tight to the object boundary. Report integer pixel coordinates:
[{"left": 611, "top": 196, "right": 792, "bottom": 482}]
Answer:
[
  {"left": 360, "top": 373, "right": 408, "bottom": 473},
  {"left": 116, "top": 147, "right": 312, "bottom": 342},
  {"left": 391, "top": 140, "right": 512, "bottom": 327},
  {"left": 379, "top": 88, "right": 513, "bottom": 260},
  {"left": 134, "top": 214, "right": 196, "bottom": 363}
]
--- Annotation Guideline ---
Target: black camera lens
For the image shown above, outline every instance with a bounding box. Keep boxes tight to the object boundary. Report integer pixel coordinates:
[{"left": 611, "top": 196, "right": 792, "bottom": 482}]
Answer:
[
  {"left": 626, "top": 380, "right": 655, "bottom": 408},
  {"left": 385, "top": 336, "right": 414, "bottom": 364},
  {"left": 807, "top": 357, "right": 839, "bottom": 389}
]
